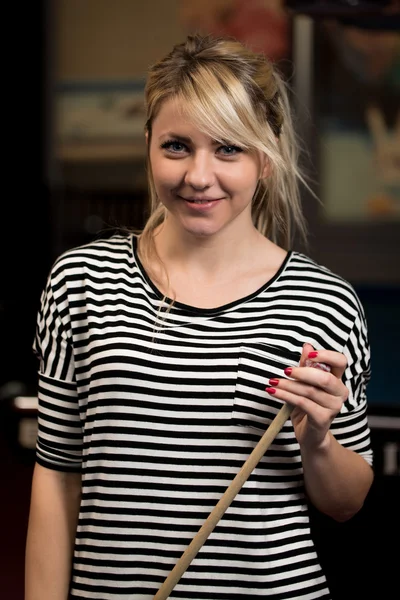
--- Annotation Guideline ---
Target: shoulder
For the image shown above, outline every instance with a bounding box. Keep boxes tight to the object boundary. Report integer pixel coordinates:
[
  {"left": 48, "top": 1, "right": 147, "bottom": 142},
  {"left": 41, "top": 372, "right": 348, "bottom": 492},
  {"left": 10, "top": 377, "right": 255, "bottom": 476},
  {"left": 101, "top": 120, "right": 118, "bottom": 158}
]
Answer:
[
  {"left": 49, "top": 233, "right": 135, "bottom": 281},
  {"left": 286, "top": 251, "right": 365, "bottom": 318}
]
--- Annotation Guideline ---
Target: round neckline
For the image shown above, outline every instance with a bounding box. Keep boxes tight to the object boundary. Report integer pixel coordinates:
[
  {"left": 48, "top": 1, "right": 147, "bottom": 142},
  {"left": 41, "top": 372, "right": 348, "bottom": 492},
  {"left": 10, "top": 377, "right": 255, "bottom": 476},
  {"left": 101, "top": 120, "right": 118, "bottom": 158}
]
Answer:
[{"left": 131, "top": 234, "right": 292, "bottom": 316}]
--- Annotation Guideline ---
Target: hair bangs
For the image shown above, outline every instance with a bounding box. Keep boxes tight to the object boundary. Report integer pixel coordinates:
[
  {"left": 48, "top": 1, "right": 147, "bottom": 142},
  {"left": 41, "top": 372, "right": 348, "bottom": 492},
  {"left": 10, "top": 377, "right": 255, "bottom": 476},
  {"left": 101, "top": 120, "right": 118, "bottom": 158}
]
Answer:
[
  {"left": 175, "top": 65, "right": 253, "bottom": 147},
  {"left": 174, "top": 64, "right": 284, "bottom": 169}
]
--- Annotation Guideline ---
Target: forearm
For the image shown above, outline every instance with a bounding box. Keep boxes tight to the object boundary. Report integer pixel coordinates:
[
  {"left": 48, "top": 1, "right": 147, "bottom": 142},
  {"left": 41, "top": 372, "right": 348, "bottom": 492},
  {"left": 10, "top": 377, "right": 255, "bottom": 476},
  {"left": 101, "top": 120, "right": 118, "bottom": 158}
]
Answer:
[
  {"left": 25, "top": 463, "right": 82, "bottom": 600},
  {"left": 301, "top": 432, "right": 374, "bottom": 522}
]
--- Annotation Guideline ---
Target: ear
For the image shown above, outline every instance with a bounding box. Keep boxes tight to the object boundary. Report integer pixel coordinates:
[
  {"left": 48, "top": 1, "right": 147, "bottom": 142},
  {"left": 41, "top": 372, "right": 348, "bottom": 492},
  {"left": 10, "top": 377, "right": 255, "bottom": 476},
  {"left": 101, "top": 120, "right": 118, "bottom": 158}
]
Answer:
[
  {"left": 145, "top": 130, "right": 149, "bottom": 145},
  {"left": 260, "top": 156, "right": 271, "bottom": 179}
]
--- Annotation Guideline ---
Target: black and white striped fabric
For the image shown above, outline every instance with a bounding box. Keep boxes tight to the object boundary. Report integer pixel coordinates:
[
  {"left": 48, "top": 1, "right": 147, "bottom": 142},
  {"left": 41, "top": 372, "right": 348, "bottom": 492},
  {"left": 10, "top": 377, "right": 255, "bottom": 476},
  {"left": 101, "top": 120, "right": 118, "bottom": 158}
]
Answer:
[{"left": 33, "top": 234, "right": 372, "bottom": 600}]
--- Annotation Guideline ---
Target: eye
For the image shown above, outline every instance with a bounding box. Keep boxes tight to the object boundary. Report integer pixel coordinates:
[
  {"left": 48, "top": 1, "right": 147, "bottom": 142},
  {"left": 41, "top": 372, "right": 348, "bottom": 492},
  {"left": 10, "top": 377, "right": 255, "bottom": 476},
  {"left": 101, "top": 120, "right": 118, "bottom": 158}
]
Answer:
[
  {"left": 160, "top": 140, "right": 188, "bottom": 154},
  {"left": 218, "top": 145, "right": 243, "bottom": 157}
]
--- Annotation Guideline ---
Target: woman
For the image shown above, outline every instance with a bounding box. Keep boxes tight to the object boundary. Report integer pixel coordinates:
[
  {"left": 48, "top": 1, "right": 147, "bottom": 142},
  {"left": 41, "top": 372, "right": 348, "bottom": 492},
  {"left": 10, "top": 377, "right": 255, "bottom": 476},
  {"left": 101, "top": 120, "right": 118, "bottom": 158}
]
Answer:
[{"left": 25, "top": 34, "right": 374, "bottom": 600}]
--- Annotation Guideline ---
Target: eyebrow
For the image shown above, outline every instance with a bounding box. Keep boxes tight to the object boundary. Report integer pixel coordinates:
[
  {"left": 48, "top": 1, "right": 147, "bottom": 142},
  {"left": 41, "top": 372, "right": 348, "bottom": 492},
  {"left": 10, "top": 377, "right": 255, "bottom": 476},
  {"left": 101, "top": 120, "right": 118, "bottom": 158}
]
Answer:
[{"left": 161, "top": 132, "right": 221, "bottom": 146}]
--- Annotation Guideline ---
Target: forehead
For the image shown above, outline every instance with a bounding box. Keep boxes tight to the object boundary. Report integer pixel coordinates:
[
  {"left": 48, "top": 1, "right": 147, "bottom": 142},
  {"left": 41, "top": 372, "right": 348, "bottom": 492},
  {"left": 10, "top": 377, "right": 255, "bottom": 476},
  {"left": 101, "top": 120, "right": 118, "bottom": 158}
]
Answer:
[
  {"left": 151, "top": 96, "right": 235, "bottom": 146},
  {"left": 151, "top": 98, "right": 222, "bottom": 146},
  {"left": 152, "top": 98, "right": 188, "bottom": 131}
]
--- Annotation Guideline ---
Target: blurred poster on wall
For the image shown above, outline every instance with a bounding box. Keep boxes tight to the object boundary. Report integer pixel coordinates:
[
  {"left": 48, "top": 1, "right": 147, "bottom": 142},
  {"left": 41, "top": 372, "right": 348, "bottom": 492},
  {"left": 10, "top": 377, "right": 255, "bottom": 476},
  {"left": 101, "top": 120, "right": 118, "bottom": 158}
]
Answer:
[
  {"left": 179, "top": 0, "right": 290, "bottom": 63},
  {"left": 315, "top": 20, "right": 400, "bottom": 223}
]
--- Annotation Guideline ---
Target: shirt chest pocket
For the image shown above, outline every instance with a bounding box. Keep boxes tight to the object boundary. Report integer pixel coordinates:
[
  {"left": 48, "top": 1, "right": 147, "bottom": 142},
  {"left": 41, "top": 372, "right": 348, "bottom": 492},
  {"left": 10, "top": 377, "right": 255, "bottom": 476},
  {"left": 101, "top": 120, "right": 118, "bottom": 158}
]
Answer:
[{"left": 233, "top": 344, "right": 301, "bottom": 433}]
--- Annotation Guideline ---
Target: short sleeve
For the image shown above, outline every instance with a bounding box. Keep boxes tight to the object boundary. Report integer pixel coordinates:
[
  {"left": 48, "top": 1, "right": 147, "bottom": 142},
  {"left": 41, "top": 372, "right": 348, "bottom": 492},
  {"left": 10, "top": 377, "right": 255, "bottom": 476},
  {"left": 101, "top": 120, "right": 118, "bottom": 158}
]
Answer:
[
  {"left": 33, "top": 268, "right": 83, "bottom": 472},
  {"left": 330, "top": 300, "right": 373, "bottom": 466}
]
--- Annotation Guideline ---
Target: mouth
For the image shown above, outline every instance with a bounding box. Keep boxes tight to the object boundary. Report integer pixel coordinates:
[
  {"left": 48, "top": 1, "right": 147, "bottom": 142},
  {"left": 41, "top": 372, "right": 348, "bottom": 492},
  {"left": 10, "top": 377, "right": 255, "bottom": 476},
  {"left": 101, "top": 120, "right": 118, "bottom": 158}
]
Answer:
[{"left": 181, "top": 196, "right": 222, "bottom": 204}]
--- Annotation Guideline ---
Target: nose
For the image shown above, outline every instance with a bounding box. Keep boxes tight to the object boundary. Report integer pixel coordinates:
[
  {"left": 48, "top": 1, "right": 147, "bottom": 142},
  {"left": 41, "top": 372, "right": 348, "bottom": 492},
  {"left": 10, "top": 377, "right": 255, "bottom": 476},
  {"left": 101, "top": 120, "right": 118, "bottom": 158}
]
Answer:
[{"left": 184, "top": 151, "right": 215, "bottom": 190}]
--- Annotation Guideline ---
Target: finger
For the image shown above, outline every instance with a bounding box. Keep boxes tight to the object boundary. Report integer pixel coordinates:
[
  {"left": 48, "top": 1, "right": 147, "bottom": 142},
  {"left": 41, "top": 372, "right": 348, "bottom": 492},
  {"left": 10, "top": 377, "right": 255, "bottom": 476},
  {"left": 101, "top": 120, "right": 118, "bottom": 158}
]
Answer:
[
  {"left": 299, "top": 342, "right": 314, "bottom": 367},
  {"left": 300, "top": 343, "right": 331, "bottom": 373},
  {"left": 281, "top": 366, "right": 348, "bottom": 398},
  {"left": 301, "top": 346, "right": 347, "bottom": 379},
  {"left": 265, "top": 385, "right": 343, "bottom": 418},
  {"left": 267, "top": 378, "right": 345, "bottom": 409}
]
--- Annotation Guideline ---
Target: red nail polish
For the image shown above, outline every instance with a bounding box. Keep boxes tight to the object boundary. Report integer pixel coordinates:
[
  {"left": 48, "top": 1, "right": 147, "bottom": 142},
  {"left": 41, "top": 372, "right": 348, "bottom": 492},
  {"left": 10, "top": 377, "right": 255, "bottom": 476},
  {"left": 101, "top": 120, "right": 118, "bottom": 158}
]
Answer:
[
  {"left": 308, "top": 351, "right": 318, "bottom": 358},
  {"left": 284, "top": 367, "right": 292, "bottom": 376},
  {"left": 269, "top": 378, "right": 279, "bottom": 386},
  {"left": 265, "top": 387, "right": 276, "bottom": 394}
]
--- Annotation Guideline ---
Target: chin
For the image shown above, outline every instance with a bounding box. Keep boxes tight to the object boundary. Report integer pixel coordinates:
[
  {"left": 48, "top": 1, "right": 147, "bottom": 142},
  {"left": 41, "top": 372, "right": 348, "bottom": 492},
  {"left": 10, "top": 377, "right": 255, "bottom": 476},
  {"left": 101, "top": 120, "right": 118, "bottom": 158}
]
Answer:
[
  {"left": 184, "top": 226, "right": 219, "bottom": 238},
  {"left": 180, "top": 219, "right": 225, "bottom": 238}
]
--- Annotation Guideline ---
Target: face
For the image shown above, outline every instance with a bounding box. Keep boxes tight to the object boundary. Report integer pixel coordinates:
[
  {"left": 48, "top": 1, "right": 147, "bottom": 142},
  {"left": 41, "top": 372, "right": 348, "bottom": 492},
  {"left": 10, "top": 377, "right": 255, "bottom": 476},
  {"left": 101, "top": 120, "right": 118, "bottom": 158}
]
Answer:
[{"left": 148, "top": 98, "right": 269, "bottom": 240}]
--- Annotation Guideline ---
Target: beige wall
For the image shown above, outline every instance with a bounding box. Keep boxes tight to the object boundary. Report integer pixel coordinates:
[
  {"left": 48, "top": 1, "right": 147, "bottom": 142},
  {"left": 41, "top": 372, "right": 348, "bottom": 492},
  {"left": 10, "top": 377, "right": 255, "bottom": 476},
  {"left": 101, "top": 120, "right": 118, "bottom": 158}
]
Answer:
[{"left": 56, "top": 0, "right": 186, "bottom": 80}]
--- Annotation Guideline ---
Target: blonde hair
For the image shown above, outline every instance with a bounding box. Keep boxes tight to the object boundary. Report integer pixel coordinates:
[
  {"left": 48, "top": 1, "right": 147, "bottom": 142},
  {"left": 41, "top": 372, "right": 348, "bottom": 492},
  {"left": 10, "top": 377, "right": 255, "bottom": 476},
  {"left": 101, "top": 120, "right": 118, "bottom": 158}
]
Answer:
[{"left": 139, "top": 33, "right": 309, "bottom": 284}]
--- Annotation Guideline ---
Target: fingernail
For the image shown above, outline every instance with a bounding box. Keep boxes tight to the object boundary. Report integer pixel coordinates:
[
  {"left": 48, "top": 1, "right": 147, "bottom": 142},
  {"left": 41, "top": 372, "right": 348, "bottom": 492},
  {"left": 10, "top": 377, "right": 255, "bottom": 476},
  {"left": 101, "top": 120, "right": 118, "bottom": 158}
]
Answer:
[
  {"left": 308, "top": 351, "right": 318, "bottom": 358},
  {"left": 284, "top": 367, "right": 292, "bottom": 376},
  {"left": 269, "top": 378, "right": 279, "bottom": 386},
  {"left": 265, "top": 387, "right": 276, "bottom": 394}
]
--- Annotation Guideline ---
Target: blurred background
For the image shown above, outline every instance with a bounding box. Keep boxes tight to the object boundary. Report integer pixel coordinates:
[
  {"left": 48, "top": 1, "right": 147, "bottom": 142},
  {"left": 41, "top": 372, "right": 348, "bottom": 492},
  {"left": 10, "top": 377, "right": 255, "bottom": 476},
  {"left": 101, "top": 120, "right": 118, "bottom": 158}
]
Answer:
[{"left": 1, "top": 1, "right": 399, "bottom": 598}]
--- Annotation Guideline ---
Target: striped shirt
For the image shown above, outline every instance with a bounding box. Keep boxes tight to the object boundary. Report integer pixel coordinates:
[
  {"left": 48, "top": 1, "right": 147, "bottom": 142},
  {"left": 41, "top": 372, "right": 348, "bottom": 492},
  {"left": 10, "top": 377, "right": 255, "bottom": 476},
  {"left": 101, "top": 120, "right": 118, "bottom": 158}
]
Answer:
[{"left": 33, "top": 234, "right": 372, "bottom": 599}]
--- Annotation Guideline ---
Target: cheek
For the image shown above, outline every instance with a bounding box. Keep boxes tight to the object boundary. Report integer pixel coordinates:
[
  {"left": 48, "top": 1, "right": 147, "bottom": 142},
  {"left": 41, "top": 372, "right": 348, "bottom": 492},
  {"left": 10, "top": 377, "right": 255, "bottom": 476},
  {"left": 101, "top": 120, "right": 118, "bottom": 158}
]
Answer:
[
  {"left": 151, "top": 160, "right": 182, "bottom": 192},
  {"left": 223, "top": 164, "right": 259, "bottom": 195}
]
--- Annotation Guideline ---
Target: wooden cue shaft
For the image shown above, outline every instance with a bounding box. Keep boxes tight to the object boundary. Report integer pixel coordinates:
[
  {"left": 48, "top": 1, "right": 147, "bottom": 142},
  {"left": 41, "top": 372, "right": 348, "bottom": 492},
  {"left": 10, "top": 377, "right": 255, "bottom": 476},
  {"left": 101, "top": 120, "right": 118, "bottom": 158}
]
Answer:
[{"left": 153, "top": 402, "right": 293, "bottom": 600}]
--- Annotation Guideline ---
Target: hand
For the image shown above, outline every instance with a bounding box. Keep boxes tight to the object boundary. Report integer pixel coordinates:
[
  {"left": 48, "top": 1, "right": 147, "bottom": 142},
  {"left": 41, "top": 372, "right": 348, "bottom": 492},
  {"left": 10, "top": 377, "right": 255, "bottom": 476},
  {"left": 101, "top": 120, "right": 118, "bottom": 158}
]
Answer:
[{"left": 266, "top": 342, "right": 349, "bottom": 450}]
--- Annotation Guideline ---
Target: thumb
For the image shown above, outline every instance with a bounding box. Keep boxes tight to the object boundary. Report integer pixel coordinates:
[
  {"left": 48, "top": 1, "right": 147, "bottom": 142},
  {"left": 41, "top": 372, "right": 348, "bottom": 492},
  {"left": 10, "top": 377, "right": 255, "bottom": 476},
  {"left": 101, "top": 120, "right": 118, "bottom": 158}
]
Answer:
[{"left": 300, "top": 342, "right": 315, "bottom": 367}]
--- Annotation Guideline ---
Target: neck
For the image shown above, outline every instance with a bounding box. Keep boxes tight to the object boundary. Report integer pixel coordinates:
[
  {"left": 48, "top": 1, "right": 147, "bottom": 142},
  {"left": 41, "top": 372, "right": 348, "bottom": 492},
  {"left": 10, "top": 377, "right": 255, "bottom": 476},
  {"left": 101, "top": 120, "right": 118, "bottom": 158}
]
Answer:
[{"left": 153, "top": 219, "right": 264, "bottom": 278}]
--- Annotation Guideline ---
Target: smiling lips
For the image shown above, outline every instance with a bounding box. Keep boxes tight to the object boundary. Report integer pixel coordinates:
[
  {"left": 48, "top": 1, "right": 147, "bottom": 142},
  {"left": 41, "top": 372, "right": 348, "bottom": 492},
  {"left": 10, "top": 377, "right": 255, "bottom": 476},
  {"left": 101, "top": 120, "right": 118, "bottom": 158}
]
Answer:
[{"left": 182, "top": 196, "right": 221, "bottom": 204}]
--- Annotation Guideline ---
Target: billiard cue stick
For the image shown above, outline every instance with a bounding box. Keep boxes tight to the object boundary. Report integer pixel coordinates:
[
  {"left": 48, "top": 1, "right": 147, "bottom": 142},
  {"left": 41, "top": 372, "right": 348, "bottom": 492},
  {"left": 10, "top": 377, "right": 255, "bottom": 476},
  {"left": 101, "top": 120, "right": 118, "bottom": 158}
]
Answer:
[
  {"left": 153, "top": 402, "right": 293, "bottom": 600},
  {"left": 153, "top": 359, "right": 331, "bottom": 599}
]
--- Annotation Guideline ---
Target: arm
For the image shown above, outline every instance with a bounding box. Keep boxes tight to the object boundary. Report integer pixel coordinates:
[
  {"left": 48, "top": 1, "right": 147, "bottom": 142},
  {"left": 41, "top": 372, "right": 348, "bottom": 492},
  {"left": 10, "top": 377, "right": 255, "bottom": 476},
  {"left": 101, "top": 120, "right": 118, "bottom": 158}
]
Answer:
[
  {"left": 300, "top": 429, "right": 373, "bottom": 522},
  {"left": 25, "top": 463, "right": 81, "bottom": 600},
  {"left": 266, "top": 342, "right": 373, "bottom": 522},
  {"left": 27, "top": 257, "right": 83, "bottom": 598}
]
